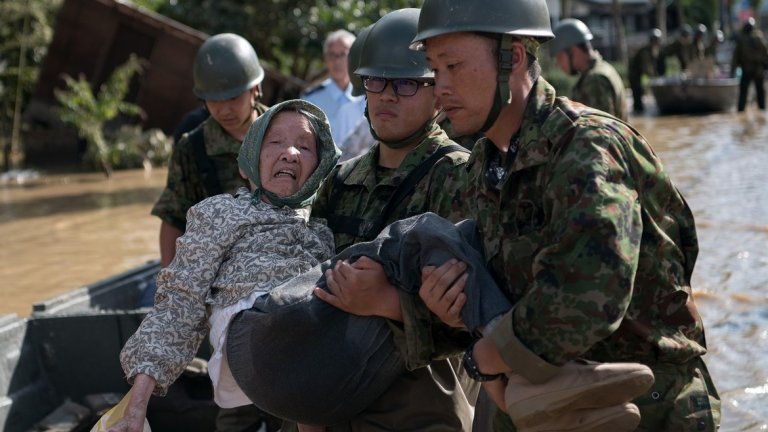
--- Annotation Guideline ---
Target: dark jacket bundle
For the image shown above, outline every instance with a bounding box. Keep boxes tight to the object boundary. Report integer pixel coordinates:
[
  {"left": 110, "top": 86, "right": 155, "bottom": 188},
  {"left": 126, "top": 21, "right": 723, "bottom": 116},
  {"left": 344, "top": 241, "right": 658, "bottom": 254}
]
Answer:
[{"left": 227, "top": 212, "right": 511, "bottom": 425}]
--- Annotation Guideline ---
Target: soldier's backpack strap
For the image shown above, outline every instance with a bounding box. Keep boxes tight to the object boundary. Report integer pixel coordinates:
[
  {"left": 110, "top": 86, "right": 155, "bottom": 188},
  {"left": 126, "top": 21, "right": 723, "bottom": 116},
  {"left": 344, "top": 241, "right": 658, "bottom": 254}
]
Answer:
[
  {"left": 189, "top": 126, "right": 223, "bottom": 197},
  {"left": 326, "top": 144, "right": 469, "bottom": 241}
]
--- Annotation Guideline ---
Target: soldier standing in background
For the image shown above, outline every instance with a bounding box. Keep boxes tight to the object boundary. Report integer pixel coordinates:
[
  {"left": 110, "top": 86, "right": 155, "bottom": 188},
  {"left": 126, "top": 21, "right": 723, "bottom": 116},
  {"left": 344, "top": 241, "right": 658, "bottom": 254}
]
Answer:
[
  {"left": 628, "top": 28, "right": 663, "bottom": 113},
  {"left": 152, "top": 33, "right": 269, "bottom": 268},
  {"left": 659, "top": 24, "right": 694, "bottom": 74},
  {"left": 731, "top": 17, "right": 768, "bottom": 111},
  {"left": 550, "top": 18, "right": 628, "bottom": 120}
]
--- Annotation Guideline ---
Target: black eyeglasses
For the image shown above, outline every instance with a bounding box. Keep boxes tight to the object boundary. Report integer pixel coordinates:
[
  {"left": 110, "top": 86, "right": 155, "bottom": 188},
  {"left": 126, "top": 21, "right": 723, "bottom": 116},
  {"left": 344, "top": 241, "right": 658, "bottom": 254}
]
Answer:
[{"left": 362, "top": 77, "right": 434, "bottom": 97}]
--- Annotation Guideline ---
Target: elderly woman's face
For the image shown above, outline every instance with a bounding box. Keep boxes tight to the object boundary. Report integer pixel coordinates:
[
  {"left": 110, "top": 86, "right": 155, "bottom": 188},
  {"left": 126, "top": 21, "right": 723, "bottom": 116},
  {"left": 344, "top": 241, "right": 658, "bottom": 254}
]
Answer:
[{"left": 259, "top": 111, "right": 319, "bottom": 197}]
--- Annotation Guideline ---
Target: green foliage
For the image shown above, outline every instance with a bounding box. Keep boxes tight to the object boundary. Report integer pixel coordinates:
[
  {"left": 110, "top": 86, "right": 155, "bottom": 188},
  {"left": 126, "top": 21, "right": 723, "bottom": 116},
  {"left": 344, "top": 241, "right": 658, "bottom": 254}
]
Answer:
[
  {"left": 54, "top": 54, "right": 146, "bottom": 176},
  {"left": 104, "top": 125, "right": 172, "bottom": 170},
  {"left": 157, "top": 0, "right": 421, "bottom": 81},
  {"left": 0, "top": 0, "right": 62, "bottom": 163}
]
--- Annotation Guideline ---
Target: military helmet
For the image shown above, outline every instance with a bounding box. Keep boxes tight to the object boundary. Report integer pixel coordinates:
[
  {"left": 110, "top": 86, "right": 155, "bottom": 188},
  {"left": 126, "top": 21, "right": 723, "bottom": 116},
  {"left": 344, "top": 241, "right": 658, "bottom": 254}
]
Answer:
[
  {"left": 356, "top": 8, "right": 433, "bottom": 79},
  {"left": 743, "top": 17, "right": 755, "bottom": 34},
  {"left": 550, "top": 19, "right": 593, "bottom": 54},
  {"left": 193, "top": 33, "right": 265, "bottom": 101},
  {"left": 650, "top": 28, "right": 663, "bottom": 42},
  {"left": 680, "top": 23, "right": 693, "bottom": 37},
  {"left": 694, "top": 23, "right": 708, "bottom": 38},
  {"left": 347, "top": 25, "right": 372, "bottom": 97},
  {"left": 410, "top": 0, "right": 554, "bottom": 51}
]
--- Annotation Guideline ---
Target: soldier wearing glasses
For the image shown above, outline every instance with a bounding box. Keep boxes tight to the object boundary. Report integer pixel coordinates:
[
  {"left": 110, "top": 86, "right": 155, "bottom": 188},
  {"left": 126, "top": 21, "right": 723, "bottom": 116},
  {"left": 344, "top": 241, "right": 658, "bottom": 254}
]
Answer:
[{"left": 309, "top": 8, "right": 477, "bottom": 431}]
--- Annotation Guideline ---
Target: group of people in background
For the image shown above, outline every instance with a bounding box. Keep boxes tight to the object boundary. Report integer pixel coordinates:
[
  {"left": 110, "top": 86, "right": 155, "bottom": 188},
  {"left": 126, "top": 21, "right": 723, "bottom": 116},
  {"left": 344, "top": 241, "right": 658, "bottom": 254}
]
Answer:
[
  {"left": 627, "top": 18, "right": 768, "bottom": 113},
  {"left": 105, "top": 1, "right": 766, "bottom": 431}
]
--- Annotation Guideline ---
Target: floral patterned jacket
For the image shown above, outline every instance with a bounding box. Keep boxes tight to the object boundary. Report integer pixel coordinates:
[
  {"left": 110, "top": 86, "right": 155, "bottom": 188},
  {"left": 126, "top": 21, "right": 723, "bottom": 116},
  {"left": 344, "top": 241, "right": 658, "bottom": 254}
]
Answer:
[{"left": 120, "top": 187, "right": 334, "bottom": 395}]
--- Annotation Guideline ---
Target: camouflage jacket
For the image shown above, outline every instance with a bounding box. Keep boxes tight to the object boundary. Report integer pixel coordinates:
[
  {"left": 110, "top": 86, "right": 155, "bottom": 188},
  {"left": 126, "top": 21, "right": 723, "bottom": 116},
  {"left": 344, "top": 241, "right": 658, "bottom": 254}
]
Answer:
[
  {"left": 731, "top": 31, "right": 768, "bottom": 76},
  {"left": 572, "top": 53, "right": 628, "bottom": 121},
  {"left": 402, "top": 79, "right": 709, "bottom": 383},
  {"left": 662, "top": 39, "right": 695, "bottom": 71},
  {"left": 311, "top": 124, "right": 471, "bottom": 368},
  {"left": 628, "top": 44, "right": 660, "bottom": 82},
  {"left": 151, "top": 103, "right": 268, "bottom": 231}
]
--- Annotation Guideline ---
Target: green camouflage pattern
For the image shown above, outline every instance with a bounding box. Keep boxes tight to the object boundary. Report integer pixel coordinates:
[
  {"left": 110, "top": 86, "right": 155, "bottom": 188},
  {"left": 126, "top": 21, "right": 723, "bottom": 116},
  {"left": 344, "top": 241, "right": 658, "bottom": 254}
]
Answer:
[
  {"left": 393, "top": 78, "right": 719, "bottom": 427},
  {"left": 151, "top": 103, "right": 268, "bottom": 231},
  {"left": 571, "top": 53, "right": 628, "bottom": 120},
  {"left": 312, "top": 124, "right": 469, "bottom": 253},
  {"left": 310, "top": 125, "right": 476, "bottom": 431}
]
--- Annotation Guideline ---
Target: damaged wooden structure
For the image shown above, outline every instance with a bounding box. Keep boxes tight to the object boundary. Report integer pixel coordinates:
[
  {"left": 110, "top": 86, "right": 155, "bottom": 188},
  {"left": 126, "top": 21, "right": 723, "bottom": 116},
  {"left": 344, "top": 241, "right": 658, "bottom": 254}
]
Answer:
[{"left": 24, "top": 0, "right": 305, "bottom": 167}]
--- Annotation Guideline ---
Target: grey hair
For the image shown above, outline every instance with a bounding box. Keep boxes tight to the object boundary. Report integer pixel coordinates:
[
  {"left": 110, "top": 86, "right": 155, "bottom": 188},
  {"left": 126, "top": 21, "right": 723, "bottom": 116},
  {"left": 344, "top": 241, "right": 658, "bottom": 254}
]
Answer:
[{"left": 323, "top": 29, "right": 356, "bottom": 53}]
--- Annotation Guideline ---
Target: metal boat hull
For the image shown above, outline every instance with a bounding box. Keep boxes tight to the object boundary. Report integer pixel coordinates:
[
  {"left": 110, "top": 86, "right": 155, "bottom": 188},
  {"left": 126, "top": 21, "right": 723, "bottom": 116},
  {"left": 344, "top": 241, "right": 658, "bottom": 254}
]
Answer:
[{"left": 649, "top": 77, "right": 739, "bottom": 114}]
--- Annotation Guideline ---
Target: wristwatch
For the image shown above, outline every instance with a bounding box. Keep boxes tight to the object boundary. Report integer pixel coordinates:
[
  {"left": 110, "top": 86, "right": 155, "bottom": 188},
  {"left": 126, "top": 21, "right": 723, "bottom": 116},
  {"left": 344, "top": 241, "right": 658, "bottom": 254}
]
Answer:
[{"left": 462, "top": 340, "right": 504, "bottom": 382}]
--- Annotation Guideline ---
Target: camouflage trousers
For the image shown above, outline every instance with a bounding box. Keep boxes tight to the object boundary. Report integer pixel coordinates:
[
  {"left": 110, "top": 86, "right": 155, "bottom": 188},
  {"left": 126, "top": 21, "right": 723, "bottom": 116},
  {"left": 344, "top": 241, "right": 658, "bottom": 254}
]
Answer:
[{"left": 489, "top": 356, "right": 720, "bottom": 431}]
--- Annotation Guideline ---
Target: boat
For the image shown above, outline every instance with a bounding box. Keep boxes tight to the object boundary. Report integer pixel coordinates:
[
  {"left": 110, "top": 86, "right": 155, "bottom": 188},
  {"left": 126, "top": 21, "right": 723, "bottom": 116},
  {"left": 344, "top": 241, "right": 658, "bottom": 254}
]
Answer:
[
  {"left": 0, "top": 261, "right": 220, "bottom": 432},
  {"left": 648, "top": 75, "right": 739, "bottom": 114}
]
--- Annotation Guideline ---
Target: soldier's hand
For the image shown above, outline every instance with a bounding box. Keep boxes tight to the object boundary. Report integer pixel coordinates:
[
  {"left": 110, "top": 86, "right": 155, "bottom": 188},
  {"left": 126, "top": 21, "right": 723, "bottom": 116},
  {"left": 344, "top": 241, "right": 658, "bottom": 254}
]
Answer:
[
  {"left": 314, "top": 257, "right": 402, "bottom": 321},
  {"left": 420, "top": 259, "right": 468, "bottom": 328}
]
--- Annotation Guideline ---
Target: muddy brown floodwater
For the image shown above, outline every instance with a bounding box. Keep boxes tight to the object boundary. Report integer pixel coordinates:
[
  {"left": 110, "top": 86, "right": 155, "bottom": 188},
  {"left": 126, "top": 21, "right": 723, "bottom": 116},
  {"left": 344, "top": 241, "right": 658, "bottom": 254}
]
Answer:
[{"left": 1, "top": 109, "right": 766, "bottom": 430}]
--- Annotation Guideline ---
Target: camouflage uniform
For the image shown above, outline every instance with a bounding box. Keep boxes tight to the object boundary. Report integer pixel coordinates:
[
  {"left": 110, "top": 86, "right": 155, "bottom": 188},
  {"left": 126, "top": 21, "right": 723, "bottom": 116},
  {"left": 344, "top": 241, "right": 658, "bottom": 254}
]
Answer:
[
  {"left": 151, "top": 103, "right": 268, "bottom": 231},
  {"left": 311, "top": 124, "right": 476, "bottom": 431},
  {"left": 571, "top": 53, "right": 628, "bottom": 121},
  {"left": 399, "top": 78, "right": 720, "bottom": 431},
  {"left": 731, "top": 30, "right": 768, "bottom": 110},
  {"left": 628, "top": 44, "right": 660, "bottom": 113}
]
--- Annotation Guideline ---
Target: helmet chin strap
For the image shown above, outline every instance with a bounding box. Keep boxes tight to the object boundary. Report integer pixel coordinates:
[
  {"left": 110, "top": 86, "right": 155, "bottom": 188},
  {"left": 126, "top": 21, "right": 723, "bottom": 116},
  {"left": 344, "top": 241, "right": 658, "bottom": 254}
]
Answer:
[
  {"left": 365, "top": 105, "right": 441, "bottom": 149},
  {"left": 567, "top": 48, "right": 579, "bottom": 76},
  {"left": 481, "top": 35, "right": 514, "bottom": 132}
]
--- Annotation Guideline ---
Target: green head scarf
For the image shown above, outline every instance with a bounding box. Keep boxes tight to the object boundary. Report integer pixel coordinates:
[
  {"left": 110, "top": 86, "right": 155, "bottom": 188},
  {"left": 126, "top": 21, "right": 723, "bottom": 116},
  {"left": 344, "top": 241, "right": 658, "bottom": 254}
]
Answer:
[{"left": 238, "top": 99, "right": 341, "bottom": 208}]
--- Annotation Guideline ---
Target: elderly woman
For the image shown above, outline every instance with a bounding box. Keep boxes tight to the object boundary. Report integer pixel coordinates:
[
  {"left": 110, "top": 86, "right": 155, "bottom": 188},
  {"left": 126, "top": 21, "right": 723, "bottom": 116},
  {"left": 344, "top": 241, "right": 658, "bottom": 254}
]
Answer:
[{"left": 112, "top": 99, "right": 340, "bottom": 432}]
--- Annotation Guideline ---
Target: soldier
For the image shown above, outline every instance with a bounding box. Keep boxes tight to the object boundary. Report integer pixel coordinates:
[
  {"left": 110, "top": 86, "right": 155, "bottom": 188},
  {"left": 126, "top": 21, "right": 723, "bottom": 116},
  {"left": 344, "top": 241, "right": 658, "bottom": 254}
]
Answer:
[
  {"left": 628, "top": 28, "right": 663, "bottom": 113},
  {"left": 410, "top": 0, "right": 721, "bottom": 430},
  {"left": 152, "top": 33, "right": 269, "bottom": 268},
  {"left": 704, "top": 29, "right": 725, "bottom": 63},
  {"left": 550, "top": 18, "right": 628, "bottom": 120},
  {"left": 149, "top": 33, "right": 276, "bottom": 432},
  {"left": 692, "top": 24, "right": 708, "bottom": 62},
  {"left": 310, "top": 8, "right": 477, "bottom": 431},
  {"left": 660, "top": 24, "right": 694, "bottom": 74},
  {"left": 302, "top": 29, "right": 365, "bottom": 146},
  {"left": 731, "top": 17, "right": 768, "bottom": 111}
]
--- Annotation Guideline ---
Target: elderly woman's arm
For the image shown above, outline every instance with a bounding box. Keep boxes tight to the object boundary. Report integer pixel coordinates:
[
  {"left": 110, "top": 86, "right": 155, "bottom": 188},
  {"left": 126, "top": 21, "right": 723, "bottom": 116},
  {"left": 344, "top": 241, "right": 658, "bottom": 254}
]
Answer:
[{"left": 107, "top": 374, "right": 156, "bottom": 432}]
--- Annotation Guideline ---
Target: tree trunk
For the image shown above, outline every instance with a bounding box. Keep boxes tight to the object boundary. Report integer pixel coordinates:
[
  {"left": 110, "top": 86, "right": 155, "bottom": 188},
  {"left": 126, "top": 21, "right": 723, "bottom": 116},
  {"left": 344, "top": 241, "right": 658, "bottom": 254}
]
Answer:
[
  {"left": 613, "top": 0, "right": 627, "bottom": 64},
  {"left": 561, "top": 0, "right": 572, "bottom": 19},
  {"left": 657, "top": 0, "right": 668, "bottom": 37}
]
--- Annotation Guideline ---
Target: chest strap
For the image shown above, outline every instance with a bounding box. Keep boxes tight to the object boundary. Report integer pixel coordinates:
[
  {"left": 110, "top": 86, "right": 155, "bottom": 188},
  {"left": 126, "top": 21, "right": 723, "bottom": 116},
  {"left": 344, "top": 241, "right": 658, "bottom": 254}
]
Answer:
[
  {"left": 189, "top": 127, "right": 223, "bottom": 197},
  {"left": 325, "top": 144, "right": 469, "bottom": 241}
]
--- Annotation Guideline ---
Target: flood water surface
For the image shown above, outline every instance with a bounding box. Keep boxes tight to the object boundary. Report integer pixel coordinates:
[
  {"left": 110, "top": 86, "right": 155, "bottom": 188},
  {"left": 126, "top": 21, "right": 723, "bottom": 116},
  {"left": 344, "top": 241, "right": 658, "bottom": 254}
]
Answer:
[{"left": 1, "top": 110, "right": 766, "bottom": 430}]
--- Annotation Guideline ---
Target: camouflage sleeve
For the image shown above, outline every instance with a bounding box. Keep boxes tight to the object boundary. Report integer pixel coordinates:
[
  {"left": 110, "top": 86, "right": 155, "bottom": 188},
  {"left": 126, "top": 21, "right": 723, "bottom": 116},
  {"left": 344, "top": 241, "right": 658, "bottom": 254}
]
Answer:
[
  {"left": 394, "top": 152, "right": 472, "bottom": 368},
  {"left": 150, "top": 135, "right": 201, "bottom": 231},
  {"left": 579, "top": 74, "right": 620, "bottom": 118},
  {"left": 488, "top": 124, "right": 643, "bottom": 382}
]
